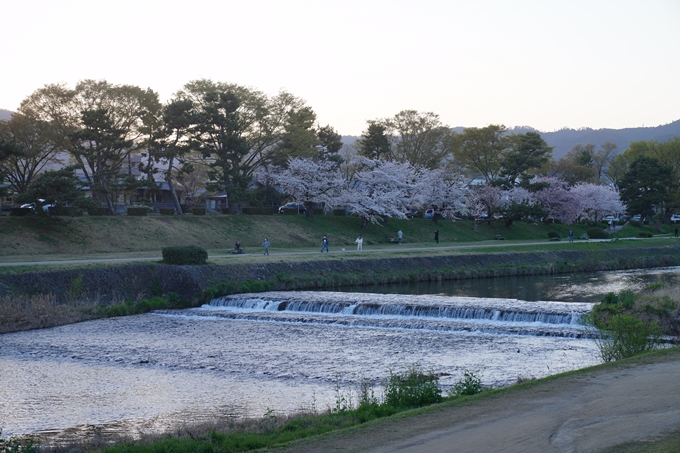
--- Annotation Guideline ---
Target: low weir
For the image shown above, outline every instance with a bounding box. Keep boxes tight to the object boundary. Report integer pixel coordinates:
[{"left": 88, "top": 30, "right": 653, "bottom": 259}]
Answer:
[{"left": 179, "top": 291, "right": 596, "bottom": 338}]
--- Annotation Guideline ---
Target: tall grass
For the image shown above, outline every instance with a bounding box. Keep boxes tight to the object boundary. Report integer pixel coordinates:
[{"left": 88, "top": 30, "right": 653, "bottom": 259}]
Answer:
[{"left": 0, "top": 292, "right": 191, "bottom": 334}]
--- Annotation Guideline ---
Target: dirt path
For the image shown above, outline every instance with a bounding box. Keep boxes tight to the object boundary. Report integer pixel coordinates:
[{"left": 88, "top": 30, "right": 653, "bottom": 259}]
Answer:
[{"left": 273, "top": 349, "right": 680, "bottom": 453}]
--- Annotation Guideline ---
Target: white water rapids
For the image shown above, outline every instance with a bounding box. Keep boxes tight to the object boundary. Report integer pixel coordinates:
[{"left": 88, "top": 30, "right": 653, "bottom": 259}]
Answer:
[{"left": 0, "top": 291, "right": 601, "bottom": 440}]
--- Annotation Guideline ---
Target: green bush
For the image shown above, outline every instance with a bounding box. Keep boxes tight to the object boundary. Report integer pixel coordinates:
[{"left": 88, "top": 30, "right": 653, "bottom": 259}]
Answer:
[
  {"left": 162, "top": 245, "right": 208, "bottom": 265},
  {"left": 333, "top": 209, "right": 346, "bottom": 216},
  {"left": 48, "top": 206, "right": 83, "bottom": 216},
  {"left": 595, "top": 313, "right": 662, "bottom": 362},
  {"left": 629, "top": 220, "right": 642, "bottom": 227},
  {"left": 586, "top": 228, "right": 609, "bottom": 239},
  {"left": 547, "top": 231, "right": 560, "bottom": 239},
  {"left": 192, "top": 207, "right": 206, "bottom": 215},
  {"left": 159, "top": 208, "right": 175, "bottom": 215},
  {"left": 88, "top": 207, "right": 110, "bottom": 216},
  {"left": 637, "top": 231, "right": 653, "bottom": 238},
  {"left": 383, "top": 366, "right": 442, "bottom": 410},
  {"left": 449, "top": 369, "right": 483, "bottom": 396},
  {"left": 127, "top": 206, "right": 150, "bottom": 216},
  {"left": 9, "top": 207, "right": 32, "bottom": 216}
]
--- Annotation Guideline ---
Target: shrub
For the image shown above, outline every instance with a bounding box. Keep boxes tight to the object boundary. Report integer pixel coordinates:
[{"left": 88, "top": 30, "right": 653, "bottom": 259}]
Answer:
[
  {"left": 162, "top": 245, "right": 208, "bottom": 265},
  {"left": 586, "top": 228, "right": 609, "bottom": 239},
  {"left": 48, "top": 206, "right": 83, "bottom": 216},
  {"left": 547, "top": 231, "right": 560, "bottom": 239},
  {"left": 333, "top": 209, "right": 346, "bottom": 216},
  {"left": 9, "top": 207, "right": 32, "bottom": 216},
  {"left": 637, "top": 231, "right": 653, "bottom": 238},
  {"left": 594, "top": 313, "right": 662, "bottom": 362},
  {"left": 383, "top": 366, "right": 442, "bottom": 410},
  {"left": 192, "top": 207, "right": 206, "bottom": 215},
  {"left": 449, "top": 369, "right": 483, "bottom": 396},
  {"left": 127, "top": 206, "right": 150, "bottom": 216},
  {"left": 629, "top": 220, "right": 642, "bottom": 227},
  {"left": 159, "top": 208, "right": 175, "bottom": 215},
  {"left": 88, "top": 207, "right": 110, "bottom": 216}
]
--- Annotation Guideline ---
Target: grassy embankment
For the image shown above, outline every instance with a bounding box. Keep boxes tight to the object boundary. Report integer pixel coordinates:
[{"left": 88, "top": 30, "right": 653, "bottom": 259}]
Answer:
[{"left": 0, "top": 213, "right": 676, "bottom": 265}]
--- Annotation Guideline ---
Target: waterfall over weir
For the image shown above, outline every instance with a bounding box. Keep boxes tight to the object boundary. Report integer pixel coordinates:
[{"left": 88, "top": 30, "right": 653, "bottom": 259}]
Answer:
[{"left": 185, "top": 292, "right": 596, "bottom": 338}]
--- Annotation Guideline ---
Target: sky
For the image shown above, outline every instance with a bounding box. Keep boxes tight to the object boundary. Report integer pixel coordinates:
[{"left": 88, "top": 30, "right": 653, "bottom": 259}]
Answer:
[{"left": 2, "top": 0, "right": 679, "bottom": 136}]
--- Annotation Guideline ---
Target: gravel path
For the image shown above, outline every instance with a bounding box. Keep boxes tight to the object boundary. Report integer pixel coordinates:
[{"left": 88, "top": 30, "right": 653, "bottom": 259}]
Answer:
[{"left": 273, "top": 348, "right": 680, "bottom": 453}]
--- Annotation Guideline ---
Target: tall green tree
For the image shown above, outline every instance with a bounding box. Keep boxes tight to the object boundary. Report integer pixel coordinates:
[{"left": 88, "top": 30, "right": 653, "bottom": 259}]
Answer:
[
  {"left": 0, "top": 138, "right": 25, "bottom": 198},
  {"left": 144, "top": 98, "right": 196, "bottom": 215},
  {"left": 191, "top": 88, "right": 250, "bottom": 213},
  {"left": 358, "top": 121, "right": 391, "bottom": 160},
  {"left": 618, "top": 156, "right": 672, "bottom": 219},
  {"left": 450, "top": 124, "right": 510, "bottom": 182},
  {"left": 274, "top": 106, "right": 319, "bottom": 164},
  {"left": 385, "top": 110, "right": 452, "bottom": 169},
  {"left": 18, "top": 80, "right": 161, "bottom": 214},
  {"left": 316, "top": 124, "right": 343, "bottom": 164},
  {"left": 498, "top": 132, "right": 552, "bottom": 187},
  {"left": 0, "top": 113, "right": 63, "bottom": 196}
]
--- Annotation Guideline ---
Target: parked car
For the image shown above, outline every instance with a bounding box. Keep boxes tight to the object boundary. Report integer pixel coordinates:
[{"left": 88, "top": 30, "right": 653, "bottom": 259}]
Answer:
[
  {"left": 404, "top": 209, "right": 419, "bottom": 218},
  {"left": 424, "top": 209, "right": 435, "bottom": 219},
  {"left": 670, "top": 214, "right": 680, "bottom": 223},
  {"left": 278, "top": 202, "right": 307, "bottom": 214},
  {"left": 632, "top": 215, "right": 642, "bottom": 222},
  {"left": 603, "top": 215, "right": 616, "bottom": 221},
  {"left": 20, "top": 199, "right": 55, "bottom": 213}
]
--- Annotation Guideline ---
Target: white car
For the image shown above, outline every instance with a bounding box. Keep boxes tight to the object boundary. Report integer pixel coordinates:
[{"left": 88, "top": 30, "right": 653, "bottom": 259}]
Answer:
[{"left": 670, "top": 214, "right": 680, "bottom": 223}]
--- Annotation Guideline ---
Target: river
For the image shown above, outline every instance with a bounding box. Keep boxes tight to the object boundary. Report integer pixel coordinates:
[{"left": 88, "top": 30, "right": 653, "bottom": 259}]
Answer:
[{"left": 1, "top": 266, "right": 678, "bottom": 442}]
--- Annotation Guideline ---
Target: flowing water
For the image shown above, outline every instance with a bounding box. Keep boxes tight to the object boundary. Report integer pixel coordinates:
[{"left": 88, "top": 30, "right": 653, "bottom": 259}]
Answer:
[{"left": 1, "top": 267, "right": 678, "bottom": 441}]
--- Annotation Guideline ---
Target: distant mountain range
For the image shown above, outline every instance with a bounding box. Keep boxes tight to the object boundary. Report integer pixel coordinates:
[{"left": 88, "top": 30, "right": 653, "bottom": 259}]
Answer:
[
  {"left": 343, "top": 119, "right": 680, "bottom": 160},
  {"left": 2, "top": 107, "right": 678, "bottom": 160}
]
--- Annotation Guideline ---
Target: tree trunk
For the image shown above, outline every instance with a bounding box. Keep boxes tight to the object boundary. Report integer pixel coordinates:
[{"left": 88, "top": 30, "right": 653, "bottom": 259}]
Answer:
[
  {"left": 166, "top": 157, "right": 183, "bottom": 215},
  {"left": 361, "top": 216, "right": 369, "bottom": 229}
]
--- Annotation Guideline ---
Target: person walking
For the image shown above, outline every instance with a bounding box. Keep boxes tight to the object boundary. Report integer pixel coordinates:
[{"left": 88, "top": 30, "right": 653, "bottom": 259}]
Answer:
[
  {"left": 397, "top": 230, "right": 403, "bottom": 244},
  {"left": 568, "top": 230, "right": 574, "bottom": 243},
  {"left": 321, "top": 234, "right": 329, "bottom": 253},
  {"left": 675, "top": 227, "right": 678, "bottom": 238},
  {"left": 434, "top": 230, "right": 439, "bottom": 244},
  {"left": 262, "top": 238, "right": 271, "bottom": 255},
  {"left": 355, "top": 235, "right": 363, "bottom": 251}
]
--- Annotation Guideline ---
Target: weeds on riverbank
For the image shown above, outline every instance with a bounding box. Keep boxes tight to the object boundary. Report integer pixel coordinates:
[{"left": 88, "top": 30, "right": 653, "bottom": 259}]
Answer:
[
  {"left": 26, "top": 367, "right": 482, "bottom": 453},
  {"left": 0, "top": 292, "right": 191, "bottom": 334}
]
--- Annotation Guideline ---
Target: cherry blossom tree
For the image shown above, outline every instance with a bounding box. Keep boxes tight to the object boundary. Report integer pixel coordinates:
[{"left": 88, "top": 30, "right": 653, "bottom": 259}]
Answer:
[
  {"left": 340, "top": 157, "right": 418, "bottom": 228},
  {"left": 531, "top": 177, "right": 581, "bottom": 223},
  {"left": 466, "top": 184, "right": 503, "bottom": 218},
  {"left": 261, "top": 156, "right": 344, "bottom": 219},
  {"left": 571, "top": 183, "right": 624, "bottom": 221},
  {"left": 499, "top": 186, "right": 546, "bottom": 227},
  {"left": 414, "top": 168, "right": 469, "bottom": 216}
]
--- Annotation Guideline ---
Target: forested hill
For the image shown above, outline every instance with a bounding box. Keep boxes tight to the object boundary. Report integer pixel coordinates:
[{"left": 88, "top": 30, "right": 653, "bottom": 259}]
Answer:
[
  {"left": 0, "top": 109, "right": 12, "bottom": 121},
  {"left": 342, "top": 119, "right": 680, "bottom": 160}
]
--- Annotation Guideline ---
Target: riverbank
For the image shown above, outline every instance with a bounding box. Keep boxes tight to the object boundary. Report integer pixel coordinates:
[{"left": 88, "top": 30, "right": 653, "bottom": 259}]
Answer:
[{"left": 2, "top": 243, "right": 680, "bottom": 334}]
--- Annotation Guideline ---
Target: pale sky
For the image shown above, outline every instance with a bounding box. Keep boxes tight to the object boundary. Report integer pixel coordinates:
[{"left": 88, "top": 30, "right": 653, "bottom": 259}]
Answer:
[{"left": 2, "top": 0, "right": 679, "bottom": 135}]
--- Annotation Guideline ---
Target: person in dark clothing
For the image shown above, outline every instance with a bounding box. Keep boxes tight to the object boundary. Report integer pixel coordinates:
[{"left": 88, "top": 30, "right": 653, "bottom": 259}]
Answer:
[
  {"left": 321, "top": 235, "right": 329, "bottom": 253},
  {"left": 434, "top": 230, "right": 439, "bottom": 244}
]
